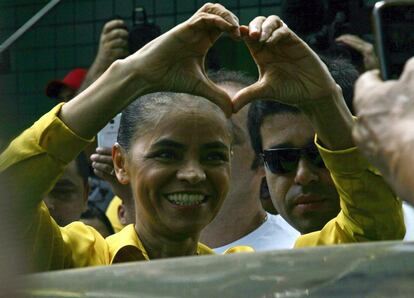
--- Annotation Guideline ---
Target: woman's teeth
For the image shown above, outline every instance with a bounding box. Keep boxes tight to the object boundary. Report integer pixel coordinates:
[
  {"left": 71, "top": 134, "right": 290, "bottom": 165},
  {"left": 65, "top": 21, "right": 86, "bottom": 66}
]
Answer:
[{"left": 166, "top": 193, "right": 206, "bottom": 206}]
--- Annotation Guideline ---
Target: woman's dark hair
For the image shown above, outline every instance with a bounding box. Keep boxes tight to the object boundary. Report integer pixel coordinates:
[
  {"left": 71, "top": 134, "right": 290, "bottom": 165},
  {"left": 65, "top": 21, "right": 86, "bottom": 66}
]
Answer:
[{"left": 117, "top": 92, "right": 226, "bottom": 152}]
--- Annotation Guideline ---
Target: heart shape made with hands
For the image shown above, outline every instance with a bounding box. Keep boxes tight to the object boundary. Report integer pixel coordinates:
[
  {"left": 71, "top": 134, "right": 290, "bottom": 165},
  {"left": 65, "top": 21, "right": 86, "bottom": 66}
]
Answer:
[{"left": 200, "top": 19, "right": 337, "bottom": 117}]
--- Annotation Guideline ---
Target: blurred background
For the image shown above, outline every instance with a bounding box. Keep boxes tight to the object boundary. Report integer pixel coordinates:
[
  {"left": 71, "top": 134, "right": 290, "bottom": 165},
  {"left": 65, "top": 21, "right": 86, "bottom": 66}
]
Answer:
[{"left": 0, "top": 0, "right": 380, "bottom": 147}]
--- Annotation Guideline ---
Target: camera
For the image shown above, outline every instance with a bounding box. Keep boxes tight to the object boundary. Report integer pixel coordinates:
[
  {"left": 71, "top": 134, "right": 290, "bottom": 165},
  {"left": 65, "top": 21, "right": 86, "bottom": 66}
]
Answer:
[{"left": 128, "top": 7, "right": 161, "bottom": 54}]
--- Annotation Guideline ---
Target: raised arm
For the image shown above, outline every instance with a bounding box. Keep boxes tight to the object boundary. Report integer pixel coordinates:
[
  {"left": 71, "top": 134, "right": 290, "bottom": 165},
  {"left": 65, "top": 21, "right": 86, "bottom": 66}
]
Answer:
[
  {"left": 0, "top": 2, "right": 239, "bottom": 224},
  {"left": 232, "top": 15, "right": 404, "bottom": 245},
  {"left": 232, "top": 16, "right": 354, "bottom": 150}
]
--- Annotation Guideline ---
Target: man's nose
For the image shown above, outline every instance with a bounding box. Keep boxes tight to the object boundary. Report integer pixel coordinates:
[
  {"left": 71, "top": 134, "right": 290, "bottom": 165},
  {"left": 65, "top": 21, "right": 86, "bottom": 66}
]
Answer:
[
  {"left": 294, "top": 158, "right": 319, "bottom": 186},
  {"left": 176, "top": 160, "right": 206, "bottom": 184}
]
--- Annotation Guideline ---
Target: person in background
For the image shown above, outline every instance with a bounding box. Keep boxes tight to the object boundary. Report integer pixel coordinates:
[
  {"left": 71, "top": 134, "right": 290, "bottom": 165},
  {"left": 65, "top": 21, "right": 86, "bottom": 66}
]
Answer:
[
  {"left": 43, "top": 153, "right": 89, "bottom": 227},
  {"left": 45, "top": 68, "right": 87, "bottom": 102},
  {"left": 247, "top": 58, "right": 359, "bottom": 238},
  {"left": 238, "top": 14, "right": 403, "bottom": 246},
  {"left": 91, "top": 147, "right": 135, "bottom": 233},
  {"left": 200, "top": 70, "right": 299, "bottom": 252},
  {"left": 78, "top": 19, "right": 130, "bottom": 213},
  {"left": 259, "top": 177, "right": 278, "bottom": 215}
]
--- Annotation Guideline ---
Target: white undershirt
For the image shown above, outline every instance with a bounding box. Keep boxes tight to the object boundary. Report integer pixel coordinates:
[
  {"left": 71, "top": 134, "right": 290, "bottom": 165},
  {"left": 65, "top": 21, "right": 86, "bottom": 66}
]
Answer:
[
  {"left": 403, "top": 202, "right": 414, "bottom": 241},
  {"left": 213, "top": 212, "right": 300, "bottom": 253}
]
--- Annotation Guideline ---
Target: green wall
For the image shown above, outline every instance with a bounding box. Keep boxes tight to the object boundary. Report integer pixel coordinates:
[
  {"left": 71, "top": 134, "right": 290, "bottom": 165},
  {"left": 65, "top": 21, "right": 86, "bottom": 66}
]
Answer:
[{"left": 0, "top": 0, "right": 282, "bottom": 146}]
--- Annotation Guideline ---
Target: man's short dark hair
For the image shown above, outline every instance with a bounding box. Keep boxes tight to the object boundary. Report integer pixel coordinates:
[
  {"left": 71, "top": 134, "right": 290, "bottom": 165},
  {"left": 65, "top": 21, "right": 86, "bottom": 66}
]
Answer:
[
  {"left": 207, "top": 69, "right": 256, "bottom": 87},
  {"left": 247, "top": 57, "right": 359, "bottom": 156}
]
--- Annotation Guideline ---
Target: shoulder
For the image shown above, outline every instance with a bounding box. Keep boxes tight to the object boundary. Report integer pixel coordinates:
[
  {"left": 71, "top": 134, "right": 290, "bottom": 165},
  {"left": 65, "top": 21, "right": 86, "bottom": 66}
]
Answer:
[{"left": 60, "top": 221, "right": 110, "bottom": 266}]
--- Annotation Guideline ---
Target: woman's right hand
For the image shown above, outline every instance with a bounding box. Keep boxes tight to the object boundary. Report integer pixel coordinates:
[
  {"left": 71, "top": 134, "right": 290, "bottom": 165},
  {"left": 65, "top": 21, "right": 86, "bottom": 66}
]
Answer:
[{"left": 125, "top": 3, "right": 240, "bottom": 116}]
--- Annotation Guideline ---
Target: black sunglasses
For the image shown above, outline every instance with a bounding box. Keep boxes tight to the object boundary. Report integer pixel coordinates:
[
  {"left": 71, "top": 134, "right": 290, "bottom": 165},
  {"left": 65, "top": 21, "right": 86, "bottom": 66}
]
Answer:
[{"left": 261, "top": 145, "right": 325, "bottom": 174}]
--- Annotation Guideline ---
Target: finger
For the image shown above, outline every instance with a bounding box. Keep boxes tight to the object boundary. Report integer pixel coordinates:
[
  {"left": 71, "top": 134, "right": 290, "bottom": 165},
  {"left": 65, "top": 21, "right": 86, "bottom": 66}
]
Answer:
[
  {"left": 92, "top": 161, "right": 114, "bottom": 175},
  {"left": 336, "top": 34, "right": 363, "bottom": 44},
  {"left": 249, "top": 16, "right": 266, "bottom": 40},
  {"left": 106, "top": 38, "right": 129, "bottom": 49},
  {"left": 266, "top": 23, "right": 290, "bottom": 45},
  {"left": 240, "top": 25, "right": 249, "bottom": 37},
  {"left": 198, "top": 3, "right": 240, "bottom": 38},
  {"left": 242, "top": 31, "right": 263, "bottom": 57},
  {"left": 103, "top": 28, "right": 129, "bottom": 42},
  {"left": 96, "top": 147, "right": 112, "bottom": 155},
  {"left": 102, "top": 19, "right": 127, "bottom": 34},
  {"left": 93, "top": 169, "right": 116, "bottom": 182},
  {"left": 336, "top": 37, "right": 366, "bottom": 53},
  {"left": 108, "top": 48, "right": 130, "bottom": 59},
  {"left": 189, "top": 13, "right": 237, "bottom": 40},
  {"left": 260, "top": 15, "right": 282, "bottom": 42},
  {"left": 199, "top": 3, "right": 239, "bottom": 26},
  {"left": 90, "top": 154, "right": 113, "bottom": 165},
  {"left": 232, "top": 81, "right": 267, "bottom": 113},
  {"left": 194, "top": 78, "right": 233, "bottom": 117}
]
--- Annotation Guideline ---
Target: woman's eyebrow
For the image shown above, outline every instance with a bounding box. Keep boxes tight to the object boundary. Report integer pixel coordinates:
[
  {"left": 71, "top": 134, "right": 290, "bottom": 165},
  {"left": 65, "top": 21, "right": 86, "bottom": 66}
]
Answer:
[
  {"left": 151, "top": 139, "right": 185, "bottom": 149},
  {"left": 202, "top": 141, "right": 229, "bottom": 151}
]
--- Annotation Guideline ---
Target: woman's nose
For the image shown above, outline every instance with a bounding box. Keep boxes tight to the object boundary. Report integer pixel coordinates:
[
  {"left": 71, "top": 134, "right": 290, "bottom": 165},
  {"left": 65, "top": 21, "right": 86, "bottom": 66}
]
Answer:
[{"left": 176, "top": 161, "right": 206, "bottom": 184}]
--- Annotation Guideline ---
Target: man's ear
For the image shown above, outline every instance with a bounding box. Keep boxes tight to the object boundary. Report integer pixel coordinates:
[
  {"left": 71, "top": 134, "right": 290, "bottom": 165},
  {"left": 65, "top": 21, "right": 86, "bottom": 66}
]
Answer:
[
  {"left": 257, "top": 165, "right": 266, "bottom": 178},
  {"left": 112, "top": 143, "right": 130, "bottom": 185},
  {"left": 117, "top": 204, "right": 128, "bottom": 226}
]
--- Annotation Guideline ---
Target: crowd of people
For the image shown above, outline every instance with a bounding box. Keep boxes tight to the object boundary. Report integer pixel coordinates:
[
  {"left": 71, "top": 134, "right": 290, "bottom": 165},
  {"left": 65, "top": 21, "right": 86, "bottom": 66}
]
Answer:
[{"left": 1, "top": 2, "right": 414, "bottom": 290}]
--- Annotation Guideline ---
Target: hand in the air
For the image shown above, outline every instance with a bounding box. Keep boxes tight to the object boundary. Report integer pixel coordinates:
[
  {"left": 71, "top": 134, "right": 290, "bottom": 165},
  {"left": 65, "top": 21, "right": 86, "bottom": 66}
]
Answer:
[
  {"left": 125, "top": 3, "right": 241, "bottom": 117},
  {"left": 232, "top": 15, "right": 338, "bottom": 112},
  {"left": 336, "top": 34, "right": 378, "bottom": 71},
  {"left": 353, "top": 59, "right": 414, "bottom": 202},
  {"left": 95, "top": 20, "right": 129, "bottom": 72},
  {"left": 91, "top": 147, "right": 133, "bottom": 201}
]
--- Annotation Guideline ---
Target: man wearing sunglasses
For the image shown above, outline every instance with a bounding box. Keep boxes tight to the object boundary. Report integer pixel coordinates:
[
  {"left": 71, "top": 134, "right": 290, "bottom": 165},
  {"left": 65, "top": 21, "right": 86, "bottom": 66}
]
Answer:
[{"left": 244, "top": 47, "right": 404, "bottom": 245}]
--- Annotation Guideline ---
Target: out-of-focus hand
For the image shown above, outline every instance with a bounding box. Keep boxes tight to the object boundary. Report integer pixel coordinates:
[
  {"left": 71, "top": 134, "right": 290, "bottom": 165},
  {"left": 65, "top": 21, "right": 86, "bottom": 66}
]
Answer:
[
  {"left": 353, "top": 59, "right": 414, "bottom": 203},
  {"left": 91, "top": 147, "right": 133, "bottom": 201},
  {"left": 125, "top": 3, "right": 240, "bottom": 116},
  {"left": 336, "top": 34, "right": 379, "bottom": 71},
  {"left": 95, "top": 19, "right": 129, "bottom": 72},
  {"left": 77, "top": 20, "right": 129, "bottom": 93},
  {"left": 232, "top": 15, "right": 338, "bottom": 112}
]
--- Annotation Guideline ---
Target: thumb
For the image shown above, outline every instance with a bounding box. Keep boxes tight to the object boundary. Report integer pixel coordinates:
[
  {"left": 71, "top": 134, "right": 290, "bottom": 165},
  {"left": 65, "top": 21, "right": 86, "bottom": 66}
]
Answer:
[
  {"left": 232, "top": 81, "right": 265, "bottom": 113},
  {"left": 195, "top": 79, "right": 233, "bottom": 118}
]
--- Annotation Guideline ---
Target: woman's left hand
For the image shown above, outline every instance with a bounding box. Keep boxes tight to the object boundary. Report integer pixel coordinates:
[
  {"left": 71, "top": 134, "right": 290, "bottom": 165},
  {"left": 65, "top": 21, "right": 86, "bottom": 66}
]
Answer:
[{"left": 232, "top": 15, "right": 338, "bottom": 112}]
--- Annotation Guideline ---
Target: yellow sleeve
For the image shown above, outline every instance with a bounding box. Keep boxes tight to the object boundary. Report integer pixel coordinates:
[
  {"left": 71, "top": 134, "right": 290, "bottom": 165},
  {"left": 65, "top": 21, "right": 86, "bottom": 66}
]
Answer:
[
  {"left": 294, "top": 138, "right": 405, "bottom": 248},
  {"left": 28, "top": 202, "right": 110, "bottom": 271},
  {"left": 0, "top": 104, "right": 104, "bottom": 271},
  {"left": 0, "top": 104, "right": 92, "bottom": 209}
]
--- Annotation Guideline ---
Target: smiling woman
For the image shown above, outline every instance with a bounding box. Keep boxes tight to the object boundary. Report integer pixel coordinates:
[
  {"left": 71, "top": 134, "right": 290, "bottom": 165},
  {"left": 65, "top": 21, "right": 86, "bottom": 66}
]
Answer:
[
  {"left": 112, "top": 93, "right": 233, "bottom": 259},
  {"left": 0, "top": 3, "right": 249, "bottom": 272}
]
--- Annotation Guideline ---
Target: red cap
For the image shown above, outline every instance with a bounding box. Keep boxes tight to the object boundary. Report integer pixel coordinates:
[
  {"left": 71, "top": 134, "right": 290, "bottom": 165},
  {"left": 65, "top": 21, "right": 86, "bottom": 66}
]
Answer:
[{"left": 45, "top": 68, "right": 87, "bottom": 99}]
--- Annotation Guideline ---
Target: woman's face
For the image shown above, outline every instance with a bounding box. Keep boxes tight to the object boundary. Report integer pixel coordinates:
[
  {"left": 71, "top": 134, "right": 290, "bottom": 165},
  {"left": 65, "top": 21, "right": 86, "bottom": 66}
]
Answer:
[{"left": 124, "top": 106, "right": 231, "bottom": 238}]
